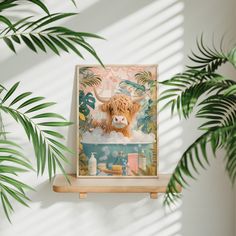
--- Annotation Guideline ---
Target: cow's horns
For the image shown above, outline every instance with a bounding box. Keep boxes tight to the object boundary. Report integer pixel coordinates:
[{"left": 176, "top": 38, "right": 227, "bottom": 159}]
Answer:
[
  {"left": 132, "top": 95, "right": 145, "bottom": 103},
  {"left": 93, "top": 88, "right": 110, "bottom": 103}
]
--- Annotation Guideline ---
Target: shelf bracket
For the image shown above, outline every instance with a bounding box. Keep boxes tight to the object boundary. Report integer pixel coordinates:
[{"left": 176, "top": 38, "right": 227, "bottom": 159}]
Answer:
[
  {"left": 150, "top": 192, "right": 158, "bottom": 199},
  {"left": 79, "top": 192, "right": 87, "bottom": 199}
]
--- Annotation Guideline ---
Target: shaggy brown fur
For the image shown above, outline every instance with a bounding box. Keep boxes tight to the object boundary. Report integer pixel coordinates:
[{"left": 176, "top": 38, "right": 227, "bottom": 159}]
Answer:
[{"left": 92, "top": 94, "right": 141, "bottom": 138}]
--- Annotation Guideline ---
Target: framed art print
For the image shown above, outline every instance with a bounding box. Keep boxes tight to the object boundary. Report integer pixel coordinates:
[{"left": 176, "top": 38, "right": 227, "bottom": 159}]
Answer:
[{"left": 77, "top": 65, "right": 158, "bottom": 178}]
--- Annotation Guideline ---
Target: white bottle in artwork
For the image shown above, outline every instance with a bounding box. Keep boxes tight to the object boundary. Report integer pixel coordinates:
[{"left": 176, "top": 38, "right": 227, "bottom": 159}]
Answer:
[
  {"left": 88, "top": 152, "right": 97, "bottom": 176},
  {"left": 138, "top": 149, "right": 146, "bottom": 171}
]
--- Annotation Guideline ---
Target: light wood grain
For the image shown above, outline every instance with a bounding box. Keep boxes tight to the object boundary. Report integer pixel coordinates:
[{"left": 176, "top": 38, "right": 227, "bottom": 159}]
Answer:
[
  {"left": 79, "top": 192, "right": 87, "bottom": 199},
  {"left": 53, "top": 174, "right": 181, "bottom": 197},
  {"left": 150, "top": 192, "right": 158, "bottom": 199}
]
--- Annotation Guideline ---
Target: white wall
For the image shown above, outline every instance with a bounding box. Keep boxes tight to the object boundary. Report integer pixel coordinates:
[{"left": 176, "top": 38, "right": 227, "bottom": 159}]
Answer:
[{"left": 0, "top": 0, "right": 235, "bottom": 235}]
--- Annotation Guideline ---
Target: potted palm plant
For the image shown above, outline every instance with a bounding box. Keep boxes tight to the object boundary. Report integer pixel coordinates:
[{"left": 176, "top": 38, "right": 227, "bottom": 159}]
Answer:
[
  {"left": 0, "top": 0, "right": 103, "bottom": 221},
  {"left": 160, "top": 36, "right": 236, "bottom": 204}
]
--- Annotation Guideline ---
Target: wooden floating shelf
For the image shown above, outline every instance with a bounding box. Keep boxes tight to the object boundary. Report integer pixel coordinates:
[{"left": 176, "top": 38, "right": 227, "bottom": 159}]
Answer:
[{"left": 53, "top": 174, "right": 181, "bottom": 199}]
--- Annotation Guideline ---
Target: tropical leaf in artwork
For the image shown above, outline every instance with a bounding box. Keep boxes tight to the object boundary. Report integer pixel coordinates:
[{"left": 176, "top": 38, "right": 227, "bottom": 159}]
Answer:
[
  {"left": 80, "top": 73, "right": 102, "bottom": 88},
  {"left": 79, "top": 152, "right": 88, "bottom": 176},
  {"left": 79, "top": 67, "right": 102, "bottom": 88},
  {"left": 79, "top": 90, "right": 96, "bottom": 116},
  {"left": 135, "top": 71, "right": 153, "bottom": 85},
  {"left": 137, "top": 99, "right": 156, "bottom": 133},
  {"left": 135, "top": 71, "right": 156, "bottom": 96},
  {"left": 139, "top": 165, "right": 156, "bottom": 176},
  {"left": 131, "top": 165, "right": 156, "bottom": 176},
  {"left": 79, "top": 114, "right": 93, "bottom": 134},
  {"left": 79, "top": 112, "right": 86, "bottom": 121},
  {"left": 0, "top": 82, "right": 73, "bottom": 182}
]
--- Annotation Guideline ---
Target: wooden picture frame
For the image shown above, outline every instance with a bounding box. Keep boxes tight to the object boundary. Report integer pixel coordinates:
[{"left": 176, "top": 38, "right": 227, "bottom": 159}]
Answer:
[{"left": 76, "top": 65, "right": 158, "bottom": 179}]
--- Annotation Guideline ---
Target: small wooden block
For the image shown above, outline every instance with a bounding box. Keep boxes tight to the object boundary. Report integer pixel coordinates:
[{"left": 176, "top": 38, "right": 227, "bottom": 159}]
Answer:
[
  {"left": 79, "top": 192, "right": 87, "bottom": 199},
  {"left": 150, "top": 192, "right": 158, "bottom": 199}
]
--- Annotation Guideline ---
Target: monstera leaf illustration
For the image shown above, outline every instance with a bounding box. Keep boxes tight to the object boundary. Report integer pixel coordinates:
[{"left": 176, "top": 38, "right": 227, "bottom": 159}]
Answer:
[
  {"left": 137, "top": 99, "right": 156, "bottom": 133},
  {"left": 79, "top": 90, "right": 95, "bottom": 116}
]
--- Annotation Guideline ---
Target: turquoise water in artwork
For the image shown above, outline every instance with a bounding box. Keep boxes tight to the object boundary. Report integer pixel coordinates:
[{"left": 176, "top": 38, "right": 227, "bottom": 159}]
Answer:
[{"left": 81, "top": 142, "right": 154, "bottom": 176}]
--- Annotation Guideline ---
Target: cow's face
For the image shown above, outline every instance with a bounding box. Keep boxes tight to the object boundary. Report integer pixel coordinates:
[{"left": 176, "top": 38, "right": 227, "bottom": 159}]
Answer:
[{"left": 100, "top": 94, "right": 140, "bottom": 129}]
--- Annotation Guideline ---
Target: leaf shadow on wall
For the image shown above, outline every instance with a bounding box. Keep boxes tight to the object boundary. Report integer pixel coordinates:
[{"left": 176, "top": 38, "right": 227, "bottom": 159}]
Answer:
[
  {"left": 0, "top": 0, "right": 188, "bottom": 235},
  {"left": 0, "top": 0, "right": 157, "bottom": 83},
  {"left": 29, "top": 179, "right": 182, "bottom": 236}
]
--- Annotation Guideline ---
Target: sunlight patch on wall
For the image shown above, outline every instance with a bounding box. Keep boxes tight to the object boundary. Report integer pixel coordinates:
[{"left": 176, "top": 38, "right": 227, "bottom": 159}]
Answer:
[
  {"left": 0, "top": 0, "right": 185, "bottom": 235},
  {"left": 96, "top": 0, "right": 184, "bottom": 66}
]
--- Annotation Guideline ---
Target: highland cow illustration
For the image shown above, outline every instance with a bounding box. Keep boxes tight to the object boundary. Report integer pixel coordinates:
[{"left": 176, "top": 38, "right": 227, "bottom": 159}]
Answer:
[
  {"left": 92, "top": 88, "right": 144, "bottom": 138},
  {"left": 77, "top": 65, "right": 158, "bottom": 178}
]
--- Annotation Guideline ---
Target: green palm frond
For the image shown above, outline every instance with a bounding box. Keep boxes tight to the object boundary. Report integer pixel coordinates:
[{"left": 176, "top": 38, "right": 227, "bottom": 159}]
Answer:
[
  {"left": 160, "top": 37, "right": 236, "bottom": 206},
  {"left": 0, "top": 82, "right": 73, "bottom": 181},
  {"left": 0, "top": 83, "right": 5, "bottom": 89},
  {"left": 0, "top": 135, "right": 34, "bottom": 222},
  {"left": 223, "top": 84, "right": 236, "bottom": 96},
  {"left": 225, "top": 130, "right": 236, "bottom": 183},
  {"left": 0, "top": 0, "right": 103, "bottom": 222},
  {"left": 0, "top": 14, "right": 104, "bottom": 65},
  {"left": 160, "top": 70, "right": 236, "bottom": 118},
  {"left": 0, "top": 0, "right": 76, "bottom": 13},
  {"left": 165, "top": 94, "right": 236, "bottom": 204},
  {"left": 228, "top": 46, "right": 236, "bottom": 68},
  {"left": 0, "top": 0, "right": 49, "bottom": 14},
  {"left": 197, "top": 95, "right": 236, "bottom": 130},
  {"left": 187, "top": 35, "right": 228, "bottom": 72},
  {"left": 164, "top": 125, "right": 235, "bottom": 205},
  {"left": 0, "top": 0, "right": 18, "bottom": 12}
]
